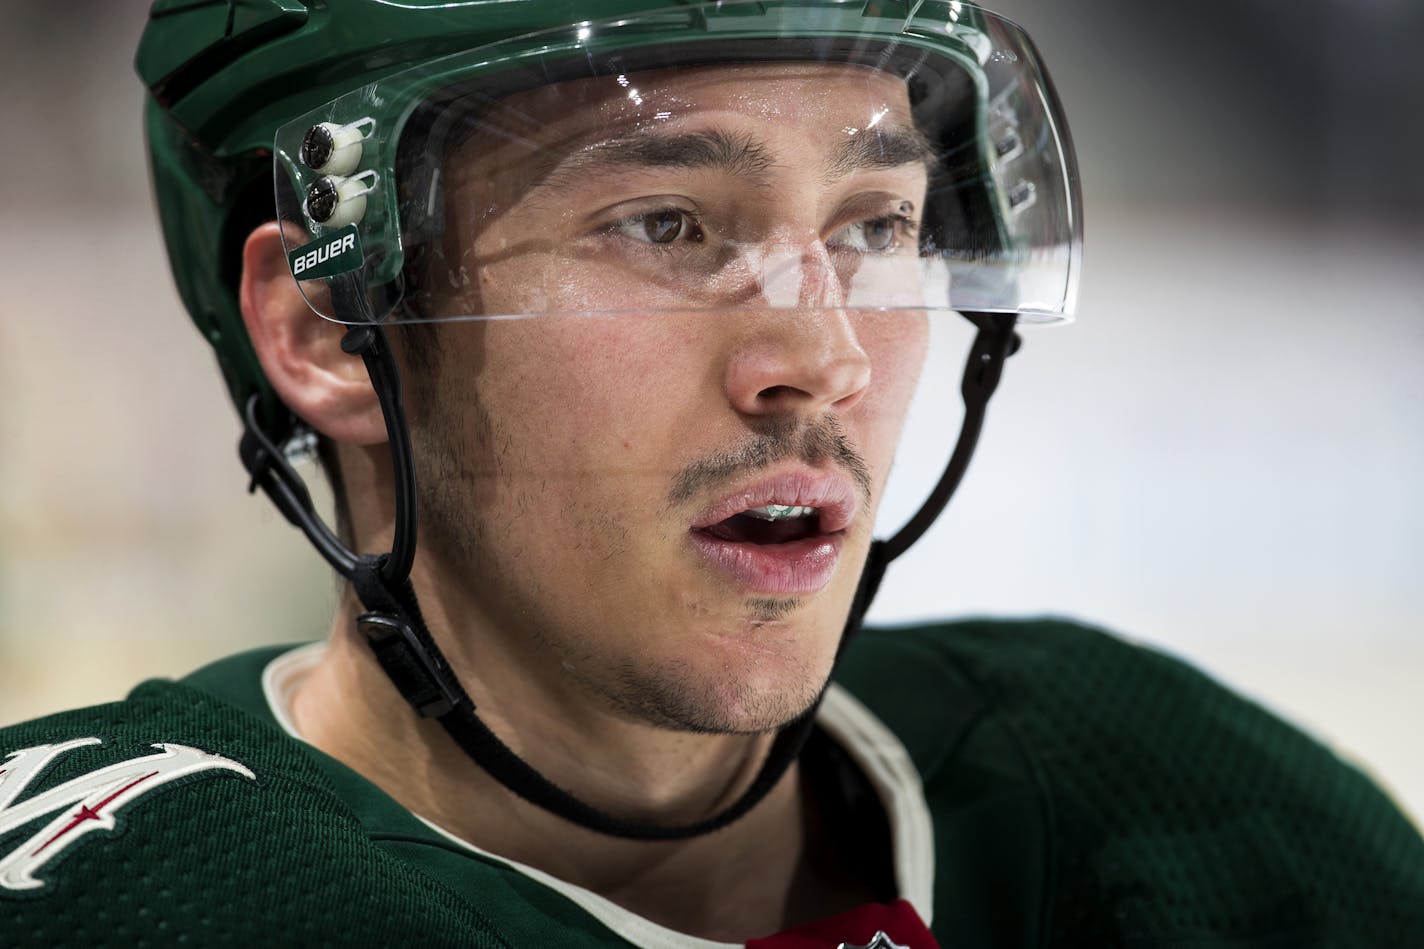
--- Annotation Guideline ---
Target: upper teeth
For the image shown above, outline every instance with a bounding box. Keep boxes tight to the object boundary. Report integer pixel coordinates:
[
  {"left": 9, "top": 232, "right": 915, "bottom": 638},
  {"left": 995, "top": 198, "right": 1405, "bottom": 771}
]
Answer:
[{"left": 744, "top": 504, "right": 816, "bottom": 521}]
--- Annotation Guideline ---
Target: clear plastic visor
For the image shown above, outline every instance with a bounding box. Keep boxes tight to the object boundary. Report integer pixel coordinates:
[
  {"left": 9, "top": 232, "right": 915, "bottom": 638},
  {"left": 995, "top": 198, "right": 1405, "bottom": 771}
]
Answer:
[{"left": 274, "top": 2, "right": 1080, "bottom": 327}]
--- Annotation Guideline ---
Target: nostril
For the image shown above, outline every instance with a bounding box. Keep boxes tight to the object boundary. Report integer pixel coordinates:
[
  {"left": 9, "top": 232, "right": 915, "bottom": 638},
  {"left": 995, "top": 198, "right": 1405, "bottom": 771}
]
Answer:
[{"left": 757, "top": 384, "right": 802, "bottom": 402}]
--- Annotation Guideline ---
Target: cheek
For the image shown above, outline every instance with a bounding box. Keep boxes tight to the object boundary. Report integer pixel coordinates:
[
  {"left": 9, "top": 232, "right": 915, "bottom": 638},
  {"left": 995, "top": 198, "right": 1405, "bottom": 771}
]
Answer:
[
  {"left": 475, "top": 315, "right": 717, "bottom": 473},
  {"left": 857, "top": 313, "right": 929, "bottom": 442}
]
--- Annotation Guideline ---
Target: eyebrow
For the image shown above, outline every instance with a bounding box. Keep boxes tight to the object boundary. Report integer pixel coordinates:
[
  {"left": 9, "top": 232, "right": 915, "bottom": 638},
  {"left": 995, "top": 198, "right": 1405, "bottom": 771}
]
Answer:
[
  {"left": 534, "top": 122, "right": 934, "bottom": 192},
  {"left": 825, "top": 124, "right": 937, "bottom": 180},
  {"left": 540, "top": 129, "right": 777, "bottom": 191}
]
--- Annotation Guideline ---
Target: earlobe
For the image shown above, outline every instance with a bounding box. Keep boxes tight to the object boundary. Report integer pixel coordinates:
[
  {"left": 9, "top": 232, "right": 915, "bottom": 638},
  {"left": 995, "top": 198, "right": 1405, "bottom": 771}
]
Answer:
[{"left": 239, "top": 222, "right": 388, "bottom": 445}]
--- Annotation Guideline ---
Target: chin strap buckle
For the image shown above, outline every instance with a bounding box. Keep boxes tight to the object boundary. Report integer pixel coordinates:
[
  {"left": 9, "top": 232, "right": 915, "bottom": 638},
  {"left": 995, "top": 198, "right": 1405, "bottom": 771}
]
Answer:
[{"left": 356, "top": 612, "right": 462, "bottom": 718}]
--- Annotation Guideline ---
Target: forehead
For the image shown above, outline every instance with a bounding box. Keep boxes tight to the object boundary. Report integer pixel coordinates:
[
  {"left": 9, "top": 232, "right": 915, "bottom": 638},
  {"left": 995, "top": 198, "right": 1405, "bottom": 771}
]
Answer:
[
  {"left": 445, "top": 62, "right": 919, "bottom": 183},
  {"left": 516, "top": 61, "right": 909, "bottom": 125}
]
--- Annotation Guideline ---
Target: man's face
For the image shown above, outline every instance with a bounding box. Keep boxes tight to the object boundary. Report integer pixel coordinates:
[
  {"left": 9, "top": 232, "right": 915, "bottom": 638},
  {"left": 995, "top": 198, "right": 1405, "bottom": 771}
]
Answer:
[{"left": 406, "top": 63, "right": 929, "bottom": 734}]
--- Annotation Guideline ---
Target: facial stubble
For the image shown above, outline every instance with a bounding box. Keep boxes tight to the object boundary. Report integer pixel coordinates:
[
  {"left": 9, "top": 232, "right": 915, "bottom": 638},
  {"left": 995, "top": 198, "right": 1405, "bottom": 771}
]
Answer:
[{"left": 410, "top": 374, "right": 874, "bottom": 737}]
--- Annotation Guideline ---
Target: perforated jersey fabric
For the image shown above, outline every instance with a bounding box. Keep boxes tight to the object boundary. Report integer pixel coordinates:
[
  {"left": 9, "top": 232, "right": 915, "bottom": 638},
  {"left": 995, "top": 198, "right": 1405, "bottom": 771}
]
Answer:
[
  {"left": 843, "top": 621, "right": 1424, "bottom": 946},
  {"left": 0, "top": 618, "right": 1420, "bottom": 947}
]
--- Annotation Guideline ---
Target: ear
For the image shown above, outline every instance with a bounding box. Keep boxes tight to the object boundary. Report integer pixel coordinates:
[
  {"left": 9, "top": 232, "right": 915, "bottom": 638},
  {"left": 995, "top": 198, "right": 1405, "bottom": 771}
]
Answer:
[{"left": 240, "top": 222, "right": 387, "bottom": 445}]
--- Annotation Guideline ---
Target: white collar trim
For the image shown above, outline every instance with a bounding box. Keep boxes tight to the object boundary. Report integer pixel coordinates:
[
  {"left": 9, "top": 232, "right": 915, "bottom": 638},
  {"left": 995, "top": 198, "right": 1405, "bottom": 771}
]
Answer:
[{"left": 262, "top": 643, "right": 935, "bottom": 947}]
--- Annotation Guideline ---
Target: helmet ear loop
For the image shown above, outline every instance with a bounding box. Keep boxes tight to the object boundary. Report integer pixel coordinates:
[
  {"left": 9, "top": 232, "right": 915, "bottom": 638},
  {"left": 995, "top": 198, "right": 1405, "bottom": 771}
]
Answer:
[
  {"left": 240, "top": 393, "right": 359, "bottom": 577},
  {"left": 338, "top": 322, "right": 419, "bottom": 586},
  {"left": 236, "top": 315, "right": 418, "bottom": 588}
]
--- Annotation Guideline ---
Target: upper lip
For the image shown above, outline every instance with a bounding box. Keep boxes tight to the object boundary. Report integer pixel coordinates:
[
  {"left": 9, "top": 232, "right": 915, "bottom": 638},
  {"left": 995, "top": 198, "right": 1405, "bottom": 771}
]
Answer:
[{"left": 689, "top": 468, "right": 859, "bottom": 535}]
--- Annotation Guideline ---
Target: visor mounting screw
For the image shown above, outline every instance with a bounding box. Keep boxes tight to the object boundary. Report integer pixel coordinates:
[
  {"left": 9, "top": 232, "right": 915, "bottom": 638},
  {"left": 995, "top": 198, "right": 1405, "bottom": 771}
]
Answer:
[
  {"left": 306, "top": 176, "right": 340, "bottom": 223},
  {"left": 303, "top": 171, "right": 378, "bottom": 229},
  {"left": 301, "top": 123, "right": 335, "bottom": 170},
  {"left": 300, "top": 120, "right": 370, "bottom": 175}
]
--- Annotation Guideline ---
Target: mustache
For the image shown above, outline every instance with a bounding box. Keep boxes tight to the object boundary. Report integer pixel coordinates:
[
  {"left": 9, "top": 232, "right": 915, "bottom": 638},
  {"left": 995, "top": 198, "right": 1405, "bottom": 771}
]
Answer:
[{"left": 668, "top": 416, "right": 873, "bottom": 508}]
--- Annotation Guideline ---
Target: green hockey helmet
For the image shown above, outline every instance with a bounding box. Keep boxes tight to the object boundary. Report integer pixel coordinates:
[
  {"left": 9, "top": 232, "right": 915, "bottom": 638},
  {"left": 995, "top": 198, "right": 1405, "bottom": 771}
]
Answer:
[{"left": 138, "top": 0, "right": 1080, "bottom": 430}]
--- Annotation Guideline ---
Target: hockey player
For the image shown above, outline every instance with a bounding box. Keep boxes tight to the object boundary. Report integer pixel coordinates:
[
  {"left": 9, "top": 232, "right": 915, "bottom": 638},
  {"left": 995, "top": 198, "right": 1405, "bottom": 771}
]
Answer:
[{"left": 2, "top": 1, "right": 1421, "bottom": 945}]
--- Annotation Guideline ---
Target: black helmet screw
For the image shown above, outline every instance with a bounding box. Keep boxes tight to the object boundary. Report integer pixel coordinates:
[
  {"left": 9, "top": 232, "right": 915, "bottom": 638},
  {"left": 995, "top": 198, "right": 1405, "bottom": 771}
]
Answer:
[
  {"left": 299, "top": 119, "right": 372, "bottom": 175},
  {"left": 305, "top": 176, "right": 340, "bottom": 223},
  {"left": 301, "top": 123, "right": 336, "bottom": 170}
]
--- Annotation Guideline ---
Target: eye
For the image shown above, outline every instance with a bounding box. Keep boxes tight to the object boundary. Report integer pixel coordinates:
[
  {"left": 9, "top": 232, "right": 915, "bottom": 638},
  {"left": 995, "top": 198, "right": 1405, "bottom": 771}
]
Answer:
[
  {"left": 828, "top": 200, "right": 920, "bottom": 254},
  {"left": 614, "top": 209, "right": 705, "bottom": 245},
  {"left": 829, "top": 214, "right": 914, "bottom": 253},
  {"left": 856, "top": 218, "right": 897, "bottom": 251}
]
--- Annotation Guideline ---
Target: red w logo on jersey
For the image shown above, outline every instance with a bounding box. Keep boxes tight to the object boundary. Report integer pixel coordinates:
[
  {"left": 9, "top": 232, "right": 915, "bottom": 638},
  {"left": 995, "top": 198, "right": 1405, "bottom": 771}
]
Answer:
[{"left": 0, "top": 738, "right": 254, "bottom": 893}]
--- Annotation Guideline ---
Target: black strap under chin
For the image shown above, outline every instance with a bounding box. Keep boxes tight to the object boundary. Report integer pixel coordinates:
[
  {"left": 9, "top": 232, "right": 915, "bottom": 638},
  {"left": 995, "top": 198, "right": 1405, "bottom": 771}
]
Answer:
[{"left": 350, "top": 549, "right": 858, "bottom": 840}]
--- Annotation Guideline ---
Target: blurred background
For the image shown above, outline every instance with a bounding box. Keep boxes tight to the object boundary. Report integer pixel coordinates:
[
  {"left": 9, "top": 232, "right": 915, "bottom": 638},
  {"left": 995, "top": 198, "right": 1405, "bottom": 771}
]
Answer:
[{"left": 0, "top": 1, "right": 1420, "bottom": 825}]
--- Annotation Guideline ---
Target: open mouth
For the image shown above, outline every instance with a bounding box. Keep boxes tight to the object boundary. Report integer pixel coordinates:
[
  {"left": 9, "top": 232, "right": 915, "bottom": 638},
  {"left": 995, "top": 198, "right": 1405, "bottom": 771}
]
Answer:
[
  {"left": 688, "top": 474, "right": 857, "bottom": 596},
  {"left": 699, "top": 504, "right": 823, "bottom": 546}
]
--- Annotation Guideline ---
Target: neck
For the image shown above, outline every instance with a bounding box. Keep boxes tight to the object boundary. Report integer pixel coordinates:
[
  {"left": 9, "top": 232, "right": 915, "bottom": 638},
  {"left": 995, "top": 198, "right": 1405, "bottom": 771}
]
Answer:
[{"left": 288, "top": 588, "right": 877, "bottom": 940}]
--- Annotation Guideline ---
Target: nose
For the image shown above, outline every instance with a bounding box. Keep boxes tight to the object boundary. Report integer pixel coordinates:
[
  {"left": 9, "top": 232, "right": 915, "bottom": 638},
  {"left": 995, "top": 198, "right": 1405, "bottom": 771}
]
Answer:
[{"left": 724, "top": 240, "right": 872, "bottom": 418}]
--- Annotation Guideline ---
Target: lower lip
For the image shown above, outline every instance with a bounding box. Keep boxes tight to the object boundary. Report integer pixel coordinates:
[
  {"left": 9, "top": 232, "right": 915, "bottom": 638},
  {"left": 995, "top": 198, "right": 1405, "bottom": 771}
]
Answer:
[{"left": 688, "top": 531, "right": 845, "bottom": 596}]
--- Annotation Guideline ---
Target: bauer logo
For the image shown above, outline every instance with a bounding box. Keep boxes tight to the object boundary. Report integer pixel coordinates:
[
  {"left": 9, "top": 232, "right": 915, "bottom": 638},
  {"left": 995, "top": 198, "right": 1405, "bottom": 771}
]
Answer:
[{"left": 288, "top": 225, "right": 362, "bottom": 280}]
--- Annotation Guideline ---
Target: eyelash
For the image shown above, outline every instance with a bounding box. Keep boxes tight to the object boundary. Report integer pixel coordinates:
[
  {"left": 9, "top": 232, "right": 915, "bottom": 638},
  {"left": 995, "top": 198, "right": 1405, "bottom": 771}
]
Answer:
[
  {"left": 602, "top": 205, "right": 920, "bottom": 252},
  {"left": 608, "top": 208, "right": 705, "bottom": 248},
  {"left": 824, "top": 211, "right": 920, "bottom": 256}
]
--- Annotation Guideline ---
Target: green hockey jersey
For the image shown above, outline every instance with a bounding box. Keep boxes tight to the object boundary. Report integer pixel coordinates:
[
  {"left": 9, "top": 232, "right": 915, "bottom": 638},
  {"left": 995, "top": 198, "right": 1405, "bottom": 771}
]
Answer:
[{"left": 1, "top": 619, "right": 1420, "bottom": 946}]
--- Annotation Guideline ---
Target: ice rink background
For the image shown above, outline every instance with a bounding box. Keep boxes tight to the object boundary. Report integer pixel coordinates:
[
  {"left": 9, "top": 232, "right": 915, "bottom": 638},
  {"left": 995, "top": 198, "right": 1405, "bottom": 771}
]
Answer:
[{"left": 1, "top": 2, "right": 1420, "bottom": 824}]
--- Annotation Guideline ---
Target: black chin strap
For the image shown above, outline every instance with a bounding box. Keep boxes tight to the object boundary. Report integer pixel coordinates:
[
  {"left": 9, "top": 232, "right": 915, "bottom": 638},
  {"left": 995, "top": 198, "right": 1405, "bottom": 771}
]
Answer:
[
  {"left": 882, "top": 311, "right": 1021, "bottom": 562},
  {"left": 238, "top": 310, "right": 1018, "bottom": 840}
]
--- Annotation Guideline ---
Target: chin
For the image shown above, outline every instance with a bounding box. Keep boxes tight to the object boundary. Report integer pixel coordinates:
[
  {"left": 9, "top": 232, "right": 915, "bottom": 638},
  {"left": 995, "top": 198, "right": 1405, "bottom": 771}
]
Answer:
[
  {"left": 635, "top": 671, "right": 824, "bottom": 736},
  {"left": 608, "top": 603, "right": 842, "bottom": 735},
  {"left": 699, "top": 672, "right": 828, "bottom": 735}
]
